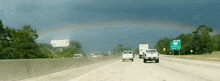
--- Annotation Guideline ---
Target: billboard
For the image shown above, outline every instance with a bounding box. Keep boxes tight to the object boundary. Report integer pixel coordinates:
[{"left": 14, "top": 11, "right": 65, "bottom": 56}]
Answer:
[{"left": 51, "top": 39, "right": 70, "bottom": 47}]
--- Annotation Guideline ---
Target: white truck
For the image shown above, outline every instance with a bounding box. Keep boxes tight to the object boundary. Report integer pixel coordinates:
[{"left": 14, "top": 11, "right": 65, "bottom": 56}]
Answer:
[
  {"left": 139, "top": 44, "right": 149, "bottom": 58},
  {"left": 143, "top": 49, "right": 159, "bottom": 63}
]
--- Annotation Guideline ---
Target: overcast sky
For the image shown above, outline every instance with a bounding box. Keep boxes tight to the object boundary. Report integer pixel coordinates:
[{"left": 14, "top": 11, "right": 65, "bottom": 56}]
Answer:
[{"left": 0, "top": 0, "right": 220, "bottom": 54}]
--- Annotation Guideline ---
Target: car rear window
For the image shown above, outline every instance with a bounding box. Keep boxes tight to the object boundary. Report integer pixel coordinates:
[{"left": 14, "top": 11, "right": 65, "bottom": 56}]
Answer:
[
  {"left": 75, "top": 55, "right": 80, "bottom": 57},
  {"left": 146, "top": 50, "right": 157, "bottom": 52},
  {"left": 123, "top": 52, "right": 132, "bottom": 54}
]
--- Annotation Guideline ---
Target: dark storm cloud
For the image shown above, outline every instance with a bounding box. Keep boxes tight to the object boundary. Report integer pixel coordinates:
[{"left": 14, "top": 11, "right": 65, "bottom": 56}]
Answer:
[
  {"left": 16, "top": 2, "right": 41, "bottom": 14},
  {"left": 3, "top": 0, "right": 220, "bottom": 30},
  {"left": 60, "top": 0, "right": 220, "bottom": 30},
  {"left": 1, "top": 0, "right": 220, "bottom": 53}
]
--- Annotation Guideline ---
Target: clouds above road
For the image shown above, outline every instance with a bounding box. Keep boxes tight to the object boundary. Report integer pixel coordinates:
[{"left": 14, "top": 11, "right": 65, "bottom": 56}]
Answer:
[
  {"left": 1, "top": 0, "right": 220, "bottom": 29},
  {"left": 1, "top": 0, "right": 220, "bottom": 53},
  {"left": 37, "top": 19, "right": 195, "bottom": 41}
]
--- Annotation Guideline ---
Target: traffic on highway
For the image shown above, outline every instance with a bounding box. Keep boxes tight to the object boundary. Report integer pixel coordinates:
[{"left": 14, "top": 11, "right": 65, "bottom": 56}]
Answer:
[{"left": 1, "top": 0, "right": 220, "bottom": 81}]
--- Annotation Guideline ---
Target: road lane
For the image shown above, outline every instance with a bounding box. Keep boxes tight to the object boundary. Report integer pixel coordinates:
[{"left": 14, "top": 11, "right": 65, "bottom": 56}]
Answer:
[
  {"left": 20, "top": 54, "right": 220, "bottom": 81},
  {"left": 71, "top": 55, "right": 220, "bottom": 81},
  {"left": 74, "top": 60, "right": 162, "bottom": 81}
]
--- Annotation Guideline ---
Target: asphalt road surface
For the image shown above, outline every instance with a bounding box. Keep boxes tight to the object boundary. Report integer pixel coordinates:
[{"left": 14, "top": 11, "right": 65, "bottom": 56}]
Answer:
[
  {"left": 71, "top": 55, "right": 220, "bottom": 81},
  {"left": 20, "top": 55, "right": 220, "bottom": 81}
]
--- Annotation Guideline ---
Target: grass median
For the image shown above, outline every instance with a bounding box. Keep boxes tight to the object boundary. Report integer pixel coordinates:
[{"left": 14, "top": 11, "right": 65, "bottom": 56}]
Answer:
[{"left": 161, "top": 52, "right": 220, "bottom": 62}]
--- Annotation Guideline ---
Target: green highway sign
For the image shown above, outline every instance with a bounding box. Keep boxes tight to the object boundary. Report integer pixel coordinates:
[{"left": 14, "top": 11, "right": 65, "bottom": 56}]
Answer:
[{"left": 170, "top": 40, "right": 181, "bottom": 50}]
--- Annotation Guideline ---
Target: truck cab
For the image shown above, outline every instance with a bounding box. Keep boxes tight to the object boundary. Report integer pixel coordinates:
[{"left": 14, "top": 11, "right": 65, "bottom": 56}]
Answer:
[{"left": 143, "top": 49, "right": 159, "bottom": 63}]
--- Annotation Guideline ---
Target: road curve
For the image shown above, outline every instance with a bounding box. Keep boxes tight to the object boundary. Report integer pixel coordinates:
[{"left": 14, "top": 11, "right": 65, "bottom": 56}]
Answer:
[{"left": 70, "top": 55, "right": 220, "bottom": 81}]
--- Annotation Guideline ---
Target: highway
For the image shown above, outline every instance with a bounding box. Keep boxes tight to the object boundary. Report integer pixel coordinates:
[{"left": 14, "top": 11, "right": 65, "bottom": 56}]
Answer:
[{"left": 20, "top": 55, "right": 220, "bottom": 81}]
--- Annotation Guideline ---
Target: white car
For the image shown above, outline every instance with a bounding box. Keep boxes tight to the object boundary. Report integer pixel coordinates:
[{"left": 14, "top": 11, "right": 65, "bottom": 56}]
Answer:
[
  {"left": 92, "top": 54, "right": 101, "bottom": 57},
  {"left": 143, "top": 49, "right": 159, "bottom": 63},
  {"left": 74, "top": 54, "right": 83, "bottom": 58},
  {"left": 92, "top": 55, "right": 97, "bottom": 57},
  {"left": 122, "top": 51, "right": 134, "bottom": 62}
]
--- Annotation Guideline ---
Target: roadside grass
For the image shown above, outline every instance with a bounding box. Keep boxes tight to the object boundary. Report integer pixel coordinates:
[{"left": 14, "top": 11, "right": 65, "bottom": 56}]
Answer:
[
  {"left": 112, "top": 53, "right": 122, "bottom": 56},
  {"left": 161, "top": 51, "right": 220, "bottom": 61}
]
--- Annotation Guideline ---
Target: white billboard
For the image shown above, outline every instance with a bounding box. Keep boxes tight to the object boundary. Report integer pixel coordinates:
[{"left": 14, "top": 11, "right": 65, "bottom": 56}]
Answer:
[{"left": 51, "top": 39, "right": 70, "bottom": 47}]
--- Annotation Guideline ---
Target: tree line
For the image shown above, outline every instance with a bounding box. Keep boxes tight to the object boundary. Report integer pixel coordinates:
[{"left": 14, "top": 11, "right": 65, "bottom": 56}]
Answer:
[
  {"left": 113, "top": 44, "right": 132, "bottom": 55},
  {"left": 154, "top": 25, "right": 220, "bottom": 55},
  {"left": 57, "top": 41, "right": 86, "bottom": 58},
  {"left": 0, "top": 20, "right": 85, "bottom": 59}
]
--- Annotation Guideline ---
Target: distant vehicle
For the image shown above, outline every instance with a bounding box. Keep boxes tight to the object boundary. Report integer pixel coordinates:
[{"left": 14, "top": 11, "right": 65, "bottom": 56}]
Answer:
[
  {"left": 74, "top": 54, "right": 83, "bottom": 58},
  {"left": 139, "top": 44, "right": 149, "bottom": 58},
  {"left": 92, "top": 55, "right": 97, "bottom": 57},
  {"left": 91, "top": 54, "right": 101, "bottom": 57},
  {"left": 102, "top": 53, "right": 108, "bottom": 56},
  {"left": 143, "top": 49, "right": 159, "bottom": 63},
  {"left": 91, "top": 53, "right": 95, "bottom": 55},
  {"left": 122, "top": 51, "right": 134, "bottom": 62},
  {"left": 108, "top": 51, "right": 111, "bottom": 55}
]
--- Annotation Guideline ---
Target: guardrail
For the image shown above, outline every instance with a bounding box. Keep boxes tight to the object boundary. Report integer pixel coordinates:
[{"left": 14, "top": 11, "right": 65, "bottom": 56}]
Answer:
[{"left": 0, "top": 55, "right": 121, "bottom": 81}]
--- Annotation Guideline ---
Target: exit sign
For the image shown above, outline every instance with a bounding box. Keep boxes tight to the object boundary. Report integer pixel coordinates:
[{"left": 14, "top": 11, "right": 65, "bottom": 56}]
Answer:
[{"left": 170, "top": 40, "right": 181, "bottom": 50}]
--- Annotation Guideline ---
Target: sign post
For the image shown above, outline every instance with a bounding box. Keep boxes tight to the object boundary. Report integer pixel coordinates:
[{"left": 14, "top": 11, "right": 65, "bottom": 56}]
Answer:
[
  {"left": 163, "top": 48, "right": 166, "bottom": 51},
  {"left": 190, "top": 49, "right": 193, "bottom": 55},
  {"left": 170, "top": 40, "right": 181, "bottom": 56},
  {"left": 60, "top": 48, "right": 62, "bottom": 52},
  {"left": 163, "top": 48, "right": 166, "bottom": 54}
]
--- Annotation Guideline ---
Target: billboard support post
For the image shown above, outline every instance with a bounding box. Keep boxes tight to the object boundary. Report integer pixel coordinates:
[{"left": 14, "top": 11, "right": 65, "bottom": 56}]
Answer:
[
  {"left": 60, "top": 48, "right": 62, "bottom": 52},
  {"left": 51, "top": 39, "right": 70, "bottom": 58}
]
